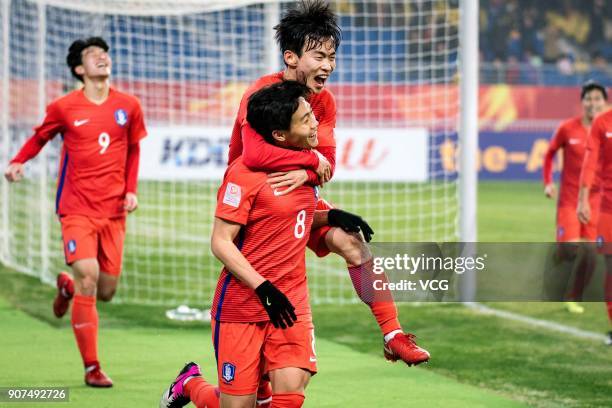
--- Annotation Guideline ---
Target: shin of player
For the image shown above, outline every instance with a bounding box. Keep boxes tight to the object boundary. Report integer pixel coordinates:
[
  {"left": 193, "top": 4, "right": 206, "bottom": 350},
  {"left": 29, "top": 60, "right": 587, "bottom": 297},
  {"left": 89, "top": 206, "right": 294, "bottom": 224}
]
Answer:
[{"left": 4, "top": 37, "right": 147, "bottom": 386}]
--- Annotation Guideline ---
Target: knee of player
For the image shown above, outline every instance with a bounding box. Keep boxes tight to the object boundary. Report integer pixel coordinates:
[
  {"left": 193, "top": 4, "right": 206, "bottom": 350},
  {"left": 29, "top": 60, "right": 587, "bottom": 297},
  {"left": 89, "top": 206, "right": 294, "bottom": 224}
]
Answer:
[
  {"left": 75, "top": 277, "right": 97, "bottom": 296},
  {"left": 335, "top": 232, "right": 371, "bottom": 266},
  {"left": 97, "top": 288, "right": 116, "bottom": 302}
]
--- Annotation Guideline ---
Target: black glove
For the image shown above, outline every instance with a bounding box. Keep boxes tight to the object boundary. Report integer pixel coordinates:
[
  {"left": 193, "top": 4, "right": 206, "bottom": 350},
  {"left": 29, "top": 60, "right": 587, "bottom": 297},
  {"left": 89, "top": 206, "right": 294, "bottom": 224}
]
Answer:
[
  {"left": 328, "top": 209, "right": 375, "bottom": 242},
  {"left": 255, "top": 280, "right": 297, "bottom": 329}
]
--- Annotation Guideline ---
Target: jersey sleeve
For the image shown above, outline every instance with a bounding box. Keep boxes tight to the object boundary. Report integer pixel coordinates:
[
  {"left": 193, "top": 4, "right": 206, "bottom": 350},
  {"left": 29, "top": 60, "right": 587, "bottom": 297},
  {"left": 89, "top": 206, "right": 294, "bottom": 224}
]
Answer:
[
  {"left": 580, "top": 116, "right": 604, "bottom": 189},
  {"left": 542, "top": 123, "right": 565, "bottom": 185},
  {"left": 128, "top": 99, "right": 147, "bottom": 144},
  {"left": 10, "top": 101, "right": 64, "bottom": 164},
  {"left": 215, "top": 164, "right": 265, "bottom": 225},
  {"left": 240, "top": 121, "right": 320, "bottom": 172}
]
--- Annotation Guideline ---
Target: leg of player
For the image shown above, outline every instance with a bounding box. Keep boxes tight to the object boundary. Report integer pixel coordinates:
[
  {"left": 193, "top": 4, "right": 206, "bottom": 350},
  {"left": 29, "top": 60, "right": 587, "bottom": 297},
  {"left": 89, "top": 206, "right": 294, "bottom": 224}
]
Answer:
[
  {"left": 268, "top": 367, "right": 310, "bottom": 408},
  {"left": 604, "top": 256, "right": 612, "bottom": 346},
  {"left": 159, "top": 362, "right": 220, "bottom": 408},
  {"left": 71, "top": 258, "right": 113, "bottom": 387},
  {"left": 52, "top": 270, "right": 74, "bottom": 318},
  {"left": 562, "top": 240, "right": 596, "bottom": 314},
  {"left": 96, "top": 271, "right": 118, "bottom": 302},
  {"left": 324, "top": 227, "right": 430, "bottom": 366}
]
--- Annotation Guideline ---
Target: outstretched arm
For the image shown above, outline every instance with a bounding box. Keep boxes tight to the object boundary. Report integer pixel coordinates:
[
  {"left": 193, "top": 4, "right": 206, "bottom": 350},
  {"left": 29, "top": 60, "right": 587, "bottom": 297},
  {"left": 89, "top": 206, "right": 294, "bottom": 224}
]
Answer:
[{"left": 5, "top": 102, "right": 63, "bottom": 182}]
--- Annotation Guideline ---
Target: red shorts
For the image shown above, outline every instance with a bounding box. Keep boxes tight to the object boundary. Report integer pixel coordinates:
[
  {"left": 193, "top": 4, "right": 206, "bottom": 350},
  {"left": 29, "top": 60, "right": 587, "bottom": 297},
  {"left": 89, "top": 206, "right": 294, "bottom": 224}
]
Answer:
[
  {"left": 211, "top": 317, "right": 317, "bottom": 396},
  {"left": 596, "top": 212, "right": 612, "bottom": 254},
  {"left": 60, "top": 215, "right": 126, "bottom": 276},
  {"left": 557, "top": 199, "right": 599, "bottom": 242},
  {"left": 307, "top": 198, "right": 333, "bottom": 257}
]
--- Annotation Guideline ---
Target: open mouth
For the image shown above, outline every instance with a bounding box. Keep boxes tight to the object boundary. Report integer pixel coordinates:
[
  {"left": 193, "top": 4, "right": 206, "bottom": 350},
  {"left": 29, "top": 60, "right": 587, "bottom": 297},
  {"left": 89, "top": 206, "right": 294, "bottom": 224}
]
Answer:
[
  {"left": 96, "top": 62, "right": 108, "bottom": 69},
  {"left": 313, "top": 74, "right": 328, "bottom": 87},
  {"left": 308, "top": 131, "right": 318, "bottom": 142}
]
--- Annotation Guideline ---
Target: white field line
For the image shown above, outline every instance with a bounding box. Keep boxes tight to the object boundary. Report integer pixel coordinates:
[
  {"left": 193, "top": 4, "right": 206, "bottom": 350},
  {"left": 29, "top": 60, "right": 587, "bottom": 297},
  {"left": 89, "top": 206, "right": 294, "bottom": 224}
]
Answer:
[{"left": 465, "top": 302, "right": 607, "bottom": 342}]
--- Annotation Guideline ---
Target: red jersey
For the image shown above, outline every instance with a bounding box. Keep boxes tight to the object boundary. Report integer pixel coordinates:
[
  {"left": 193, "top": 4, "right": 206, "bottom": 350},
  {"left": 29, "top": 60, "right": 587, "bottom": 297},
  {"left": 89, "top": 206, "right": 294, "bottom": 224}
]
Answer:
[
  {"left": 581, "top": 109, "right": 612, "bottom": 213},
  {"left": 11, "top": 88, "right": 147, "bottom": 218},
  {"left": 228, "top": 72, "right": 337, "bottom": 184},
  {"left": 543, "top": 117, "right": 599, "bottom": 208},
  {"left": 211, "top": 157, "right": 317, "bottom": 323}
]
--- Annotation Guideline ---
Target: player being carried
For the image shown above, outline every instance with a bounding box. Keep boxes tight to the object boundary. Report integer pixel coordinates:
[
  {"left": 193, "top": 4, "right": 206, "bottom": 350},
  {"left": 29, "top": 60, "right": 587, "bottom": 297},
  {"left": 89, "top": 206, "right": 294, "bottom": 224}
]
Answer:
[
  {"left": 228, "top": 0, "right": 429, "bottom": 374},
  {"left": 162, "top": 80, "right": 334, "bottom": 408},
  {"left": 577, "top": 83, "right": 612, "bottom": 345},
  {"left": 543, "top": 80, "right": 607, "bottom": 313},
  {"left": 4, "top": 37, "right": 147, "bottom": 386}
]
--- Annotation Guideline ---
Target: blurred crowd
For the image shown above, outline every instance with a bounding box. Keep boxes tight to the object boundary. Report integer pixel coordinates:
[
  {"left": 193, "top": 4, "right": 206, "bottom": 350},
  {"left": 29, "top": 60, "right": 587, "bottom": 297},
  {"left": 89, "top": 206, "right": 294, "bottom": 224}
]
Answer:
[{"left": 481, "top": 0, "right": 612, "bottom": 82}]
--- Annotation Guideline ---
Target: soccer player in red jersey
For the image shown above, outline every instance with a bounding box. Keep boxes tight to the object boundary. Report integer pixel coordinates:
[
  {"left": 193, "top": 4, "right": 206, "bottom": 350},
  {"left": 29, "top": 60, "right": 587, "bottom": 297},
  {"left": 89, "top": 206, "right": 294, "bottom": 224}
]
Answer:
[
  {"left": 577, "top": 83, "right": 612, "bottom": 345},
  {"left": 161, "top": 81, "right": 325, "bottom": 408},
  {"left": 228, "top": 1, "right": 429, "bottom": 377},
  {"left": 543, "top": 81, "right": 608, "bottom": 313},
  {"left": 4, "top": 37, "right": 147, "bottom": 385}
]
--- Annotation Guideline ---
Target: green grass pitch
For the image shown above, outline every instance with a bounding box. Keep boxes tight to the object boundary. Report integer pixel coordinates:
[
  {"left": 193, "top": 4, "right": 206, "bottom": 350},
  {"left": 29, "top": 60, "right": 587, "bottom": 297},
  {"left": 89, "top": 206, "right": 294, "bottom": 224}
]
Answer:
[{"left": 1, "top": 181, "right": 611, "bottom": 407}]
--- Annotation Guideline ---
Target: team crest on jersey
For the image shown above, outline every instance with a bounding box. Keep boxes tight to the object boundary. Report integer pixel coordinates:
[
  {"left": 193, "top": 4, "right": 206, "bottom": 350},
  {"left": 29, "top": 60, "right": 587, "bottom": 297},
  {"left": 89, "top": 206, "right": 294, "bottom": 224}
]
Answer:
[
  {"left": 557, "top": 227, "right": 564, "bottom": 239},
  {"left": 223, "top": 183, "right": 241, "bottom": 208},
  {"left": 114, "top": 109, "right": 128, "bottom": 126},
  {"left": 67, "top": 240, "right": 77, "bottom": 254},
  {"left": 221, "top": 362, "right": 235, "bottom": 383}
]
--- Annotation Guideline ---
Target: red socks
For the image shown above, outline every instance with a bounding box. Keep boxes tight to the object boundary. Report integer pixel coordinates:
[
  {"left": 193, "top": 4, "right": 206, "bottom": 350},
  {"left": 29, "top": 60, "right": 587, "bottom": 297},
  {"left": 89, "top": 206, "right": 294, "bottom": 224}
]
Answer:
[
  {"left": 71, "top": 295, "right": 99, "bottom": 370},
  {"left": 348, "top": 260, "right": 402, "bottom": 335},
  {"left": 184, "top": 377, "right": 219, "bottom": 408},
  {"left": 271, "top": 393, "right": 305, "bottom": 408}
]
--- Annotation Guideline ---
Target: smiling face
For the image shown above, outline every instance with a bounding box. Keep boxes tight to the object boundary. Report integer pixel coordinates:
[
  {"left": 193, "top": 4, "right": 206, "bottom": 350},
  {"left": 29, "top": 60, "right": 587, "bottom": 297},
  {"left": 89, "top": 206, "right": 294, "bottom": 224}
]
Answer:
[
  {"left": 76, "top": 45, "right": 112, "bottom": 81},
  {"left": 582, "top": 89, "right": 607, "bottom": 121},
  {"left": 284, "top": 37, "right": 336, "bottom": 94},
  {"left": 274, "top": 97, "right": 319, "bottom": 149}
]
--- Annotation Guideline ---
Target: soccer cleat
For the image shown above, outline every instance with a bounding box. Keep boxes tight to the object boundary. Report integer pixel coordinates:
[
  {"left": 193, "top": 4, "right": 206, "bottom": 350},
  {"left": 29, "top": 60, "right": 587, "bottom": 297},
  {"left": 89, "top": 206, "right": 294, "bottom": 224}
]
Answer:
[
  {"left": 256, "top": 379, "right": 273, "bottom": 407},
  {"left": 53, "top": 271, "right": 74, "bottom": 318},
  {"left": 85, "top": 367, "right": 113, "bottom": 388},
  {"left": 384, "top": 333, "right": 430, "bottom": 366},
  {"left": 564, "top": 301, "right": 584, "bottom": 314},
  {"left": 605, "top": 331, "right": 612, "bottom": 346},
  {"left": 159, "top": 362, "right": 201, "bottom": 408}
]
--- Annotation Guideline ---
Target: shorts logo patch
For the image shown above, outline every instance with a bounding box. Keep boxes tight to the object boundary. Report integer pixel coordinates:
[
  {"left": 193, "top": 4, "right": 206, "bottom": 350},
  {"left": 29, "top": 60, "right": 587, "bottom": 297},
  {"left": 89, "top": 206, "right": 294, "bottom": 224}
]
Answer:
[
  {"left": 557, "top": 227, "right": 564, "bottom": 238},
  {"left": 222, "top": 362, "right": 235, "bottom": 383},
  {"left": 597, "top": 235, "right": 604, "bottom": 248},
  {"left": 223, "top": 183, "right": 241, "bottom": 208},
  {"left": 67, "top": 239, "right": 77, "bottom": 254},
  {"left": 114, "top": 109, "right": 128, "bottom": 126}
]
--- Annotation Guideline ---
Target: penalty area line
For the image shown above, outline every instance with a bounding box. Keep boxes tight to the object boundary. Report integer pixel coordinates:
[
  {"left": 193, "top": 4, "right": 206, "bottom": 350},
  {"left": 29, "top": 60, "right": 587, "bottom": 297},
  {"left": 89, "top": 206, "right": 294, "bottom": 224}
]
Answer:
[{"left": 465, "top": 302, "right": 606, "bottom": 342}]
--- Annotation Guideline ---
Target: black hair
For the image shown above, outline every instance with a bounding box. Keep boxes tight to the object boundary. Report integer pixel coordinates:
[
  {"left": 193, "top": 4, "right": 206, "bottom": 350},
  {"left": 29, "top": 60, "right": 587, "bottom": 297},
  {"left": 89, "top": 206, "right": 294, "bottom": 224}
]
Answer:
[
  {"left": 581, "top": 80, "right": 608, "bottom": 100},
  {"left": 247, "top": 81, "right": 311, "bottom": 144},
  {"left": 274, "top": 0, "right": 341, "bottom": 60},
  {"left": 66, "top": 37, "right": 109, "bottom": 82}
]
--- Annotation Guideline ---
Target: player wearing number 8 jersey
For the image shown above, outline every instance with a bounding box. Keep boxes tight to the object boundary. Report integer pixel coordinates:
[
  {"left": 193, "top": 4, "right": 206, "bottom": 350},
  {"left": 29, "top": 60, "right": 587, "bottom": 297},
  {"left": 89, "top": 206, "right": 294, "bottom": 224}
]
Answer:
[
  {"left": 4, "top": 37, "right": 147, "bottom": 387},
  {"left": 160, "top": 82, "right": 324, "bottom": 408}
]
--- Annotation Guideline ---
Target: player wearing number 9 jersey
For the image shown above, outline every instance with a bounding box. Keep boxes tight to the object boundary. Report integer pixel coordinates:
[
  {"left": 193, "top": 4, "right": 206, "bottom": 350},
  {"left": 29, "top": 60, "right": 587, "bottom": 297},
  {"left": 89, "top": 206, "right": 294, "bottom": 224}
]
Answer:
[{"left": 4, "top": 37, "right": 147, "bottom": 387}]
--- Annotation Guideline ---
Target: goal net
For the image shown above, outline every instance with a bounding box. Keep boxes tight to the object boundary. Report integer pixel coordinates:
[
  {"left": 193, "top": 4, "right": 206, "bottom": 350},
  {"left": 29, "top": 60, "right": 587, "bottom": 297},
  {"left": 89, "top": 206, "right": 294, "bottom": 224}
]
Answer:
[{"left": 0, "top": 0, "right": 461, "bottom": 305}]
